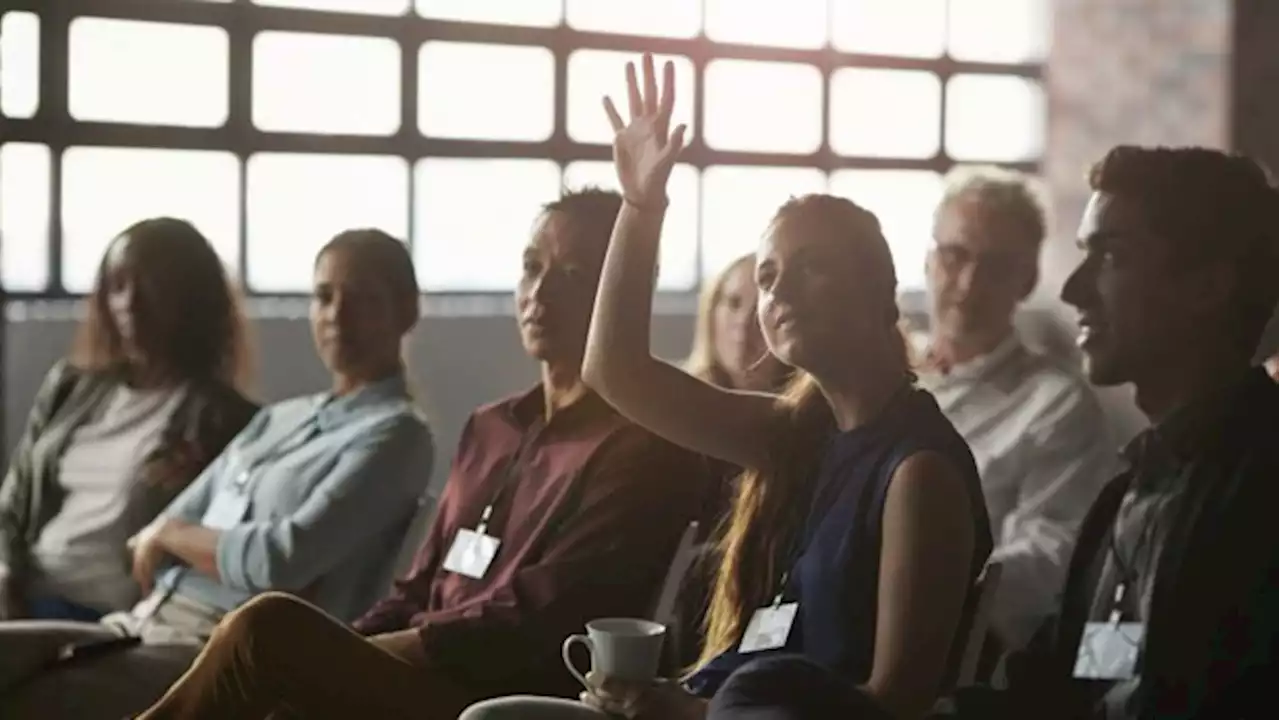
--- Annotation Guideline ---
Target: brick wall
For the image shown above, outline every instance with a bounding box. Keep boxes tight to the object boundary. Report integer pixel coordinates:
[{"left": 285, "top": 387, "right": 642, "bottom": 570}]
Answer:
[{"left": 1040, "top": 0, "right": 1232, "bottom": 298}]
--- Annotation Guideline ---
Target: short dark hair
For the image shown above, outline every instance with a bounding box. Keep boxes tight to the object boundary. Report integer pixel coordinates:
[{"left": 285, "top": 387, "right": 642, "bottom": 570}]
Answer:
[
  {"left": 1089, "top": 145, "right": 1278, "bottom": 355},
  {"left": 541, "top": 186, "right": 624, "bottom": 253}
]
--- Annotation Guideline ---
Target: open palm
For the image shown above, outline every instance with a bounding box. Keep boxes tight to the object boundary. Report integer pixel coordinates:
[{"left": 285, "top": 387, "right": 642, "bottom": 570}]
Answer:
[{"left": 603, "top": 53, "right": 687, "bottom": 207}]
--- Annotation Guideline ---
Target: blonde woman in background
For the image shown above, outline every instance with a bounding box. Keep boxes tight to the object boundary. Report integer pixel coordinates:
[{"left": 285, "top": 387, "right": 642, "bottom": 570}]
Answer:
[{"left": 686, "top": 254, "right": 789, "bottom": 394}]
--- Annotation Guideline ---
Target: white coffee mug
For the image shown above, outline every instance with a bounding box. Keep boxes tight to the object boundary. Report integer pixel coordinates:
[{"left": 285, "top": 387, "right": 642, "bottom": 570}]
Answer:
[{"left": 561, "top": 618, "right": 667, "bottom": 692}]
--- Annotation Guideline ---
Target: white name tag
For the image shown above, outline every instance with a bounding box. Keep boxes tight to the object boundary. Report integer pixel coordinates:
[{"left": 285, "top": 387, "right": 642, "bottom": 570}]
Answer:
[
  {"left": 202, "top": 489, "right": 250, "bottom": 531},
  {"left": 1073, "top": 621, "right": 1144, "bottom": 680},
  {"left": 442, "top": 528, "right": 501, "bottom": 579},
  {"left": 738, "top": 602, "right": 798, "bottom": 653}
]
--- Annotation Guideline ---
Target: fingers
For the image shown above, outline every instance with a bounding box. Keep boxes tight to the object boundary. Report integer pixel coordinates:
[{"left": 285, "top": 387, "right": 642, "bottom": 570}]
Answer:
[
  {"left": 659, "top": 59, "right": 676, "bottom": 121},
  {"left": 625, "top": 62, "right": 642, "bottom": 120},
  {"left": 661, "top": 124, "right": 688, "bottom": 164},
  {"left": 642, "top": 53, "right": 658, "bottom": 115},
  {"left": 603, "top": 97, "right": 625, "bottom": 133}
]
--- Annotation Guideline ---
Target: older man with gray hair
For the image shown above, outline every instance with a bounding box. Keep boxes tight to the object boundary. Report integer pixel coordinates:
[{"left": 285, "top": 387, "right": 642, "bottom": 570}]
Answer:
[{"left": 919, "top": 166, "right": 1115, "bottom": 654}]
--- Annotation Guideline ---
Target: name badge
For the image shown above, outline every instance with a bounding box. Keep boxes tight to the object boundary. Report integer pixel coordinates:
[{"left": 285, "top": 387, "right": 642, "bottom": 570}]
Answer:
[
  {"left": 739, "top": 601, "right": 799, "bottom": 653},
  {"left": 442, "top": 528, "right": 501, "bottom": 579},
  {"left": 1073, "top": 621, "right": 1144, "bottom": 680},
  {"left": 202, "top": 488, "right": 250, "bottom": 531}
]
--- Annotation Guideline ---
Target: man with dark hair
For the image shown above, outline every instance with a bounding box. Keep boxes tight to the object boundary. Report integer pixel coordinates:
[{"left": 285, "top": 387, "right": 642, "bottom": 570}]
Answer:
[
  {"left": 969, "top": 145, "right": 1277, "bottom": 719},
  {"left": 136, "top": 187, "right": 717, "bottom": 719}
]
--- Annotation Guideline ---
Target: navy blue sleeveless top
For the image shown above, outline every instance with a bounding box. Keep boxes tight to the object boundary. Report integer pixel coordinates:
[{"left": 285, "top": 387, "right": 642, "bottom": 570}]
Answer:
[{"left": 685, "top": 387, "right": 992, "bottom": 697}]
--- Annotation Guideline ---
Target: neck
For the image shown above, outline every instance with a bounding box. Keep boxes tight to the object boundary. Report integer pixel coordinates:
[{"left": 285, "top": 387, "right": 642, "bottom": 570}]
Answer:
[
  {"left": 1132, "top": 350, "right": 1247, "bottom": 424},
  {"left": 541, "top": 360, "right": 589, "bottom": 420},
  {"left": 929, "top": 322, "right": 1013, "bottom": 369},
  {"left": 332, "top": 359, "right": 401, "bottom": 397},
  {"left": 815, "top": 353, "right": 909, "bottom": 432}
]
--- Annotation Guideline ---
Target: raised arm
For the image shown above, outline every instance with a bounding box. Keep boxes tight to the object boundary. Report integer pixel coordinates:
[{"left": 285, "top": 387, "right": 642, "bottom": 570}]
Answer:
[{"left": 583, "top": 53, "right": 782, "bottom": 470}]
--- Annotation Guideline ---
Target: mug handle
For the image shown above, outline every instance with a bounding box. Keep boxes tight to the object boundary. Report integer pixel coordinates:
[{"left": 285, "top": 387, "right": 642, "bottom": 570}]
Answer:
[{"left": 561, "top": 633, "right": 594, "bottom": 693}]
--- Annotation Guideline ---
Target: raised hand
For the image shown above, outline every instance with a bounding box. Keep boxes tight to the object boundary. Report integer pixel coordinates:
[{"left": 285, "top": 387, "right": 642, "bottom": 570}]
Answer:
[{"left": 603, "top": 53, "right": 687, "bottom": 208}]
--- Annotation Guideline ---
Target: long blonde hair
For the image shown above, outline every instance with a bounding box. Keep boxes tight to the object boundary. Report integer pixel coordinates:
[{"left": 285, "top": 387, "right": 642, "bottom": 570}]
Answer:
[
  {"left": 686, "top": 253, "right": 790, "bottom": 392},
  {"left": 696, "top": 195, "right": 914, "bottom": 668}
]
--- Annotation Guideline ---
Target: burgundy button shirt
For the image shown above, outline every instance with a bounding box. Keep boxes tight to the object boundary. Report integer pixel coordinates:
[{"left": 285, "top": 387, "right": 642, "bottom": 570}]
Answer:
[{"left": 354, "top": 386, "right": 718, "bottom": 698}]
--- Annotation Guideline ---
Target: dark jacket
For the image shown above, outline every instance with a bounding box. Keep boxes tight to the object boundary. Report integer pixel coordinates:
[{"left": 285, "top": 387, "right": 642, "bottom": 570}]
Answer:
[
  {"left": 994, "top": 368, "right": 1276, "bottom": 720},
  {"left": 0, "top": 360, "right": 258, "bottom": 616}
]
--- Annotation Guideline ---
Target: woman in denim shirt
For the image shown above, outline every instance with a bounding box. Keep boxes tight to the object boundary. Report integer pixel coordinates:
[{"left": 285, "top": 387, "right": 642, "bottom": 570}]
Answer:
[{"left": 0, "top": 229, "right": 435, "bottom": 720}]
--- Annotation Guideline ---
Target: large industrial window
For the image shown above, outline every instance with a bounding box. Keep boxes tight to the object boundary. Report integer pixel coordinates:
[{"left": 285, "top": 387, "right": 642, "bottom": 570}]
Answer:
[{"left": 0, "top": 0, "right": 1046, "bottom": 298}]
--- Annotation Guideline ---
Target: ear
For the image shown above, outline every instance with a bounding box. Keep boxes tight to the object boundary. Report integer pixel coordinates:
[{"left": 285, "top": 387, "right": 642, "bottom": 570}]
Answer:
[{"left": 1183, "top": 262, "right": 1234, "bottom": 317}]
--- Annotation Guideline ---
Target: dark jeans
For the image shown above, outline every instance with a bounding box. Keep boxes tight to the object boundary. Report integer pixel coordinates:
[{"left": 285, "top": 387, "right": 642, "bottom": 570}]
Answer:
[{"left": 706, "top": 655, "right": 893, "bottom": 720}]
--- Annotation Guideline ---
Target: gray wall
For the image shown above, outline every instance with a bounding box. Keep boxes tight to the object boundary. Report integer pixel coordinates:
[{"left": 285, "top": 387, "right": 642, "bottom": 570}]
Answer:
[{"left": 4, "top": 304, "right": 698, "bottom": 497}]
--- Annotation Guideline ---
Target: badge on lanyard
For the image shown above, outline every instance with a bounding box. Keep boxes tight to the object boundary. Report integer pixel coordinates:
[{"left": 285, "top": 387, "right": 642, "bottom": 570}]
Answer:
[
  {"left": 442, "top": 505, "right": 502, "bottom": 579},
  {"left": 1074, "top": 584, "right": 1145, "bottom": 680},
  {"left": 739, "top": 572, "right": 799, "bottom": 654}
]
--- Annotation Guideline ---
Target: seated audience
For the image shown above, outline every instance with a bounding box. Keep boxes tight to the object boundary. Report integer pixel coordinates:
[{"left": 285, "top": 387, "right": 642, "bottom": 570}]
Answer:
[
  {"left": 919, "top": 167, "right": 1115, "bottom": 652},
  {"left": 686, "top": 146, "right": 1278, "bottom": 720},
  {"left": 0, "top": 229, "right": 434, "bottom": 720},
  {"left": 135, "top": 188, "right": 716, "bottom": 720},
  {"left": 0, "top": 217, "right": 257, "bottom": 623},
  {"left": 465, "top": 54, "right": 992, "bottom": 720}
]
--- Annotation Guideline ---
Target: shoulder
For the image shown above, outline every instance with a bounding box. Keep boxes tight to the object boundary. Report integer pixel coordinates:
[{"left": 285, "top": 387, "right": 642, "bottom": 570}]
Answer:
[
  {"left": 187, "top": 380, "right": 261, "bottom": 427},
  {"left": 1014, "top": 350, "right": 1105, "bottom": 429}
]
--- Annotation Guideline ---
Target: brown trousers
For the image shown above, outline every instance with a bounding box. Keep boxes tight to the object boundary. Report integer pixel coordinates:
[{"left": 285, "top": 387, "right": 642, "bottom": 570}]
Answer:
[{"left": 138, "top": 592, "right": 475, "bottom": 720}]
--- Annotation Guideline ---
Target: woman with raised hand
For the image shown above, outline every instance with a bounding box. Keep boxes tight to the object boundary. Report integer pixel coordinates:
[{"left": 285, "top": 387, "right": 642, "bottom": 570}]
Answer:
[
  {"left": 0, "top": 217, "right": 257, "bottom": 623},
  {"left": 463, "top": 53, "right": 992, "bottom": 720}
]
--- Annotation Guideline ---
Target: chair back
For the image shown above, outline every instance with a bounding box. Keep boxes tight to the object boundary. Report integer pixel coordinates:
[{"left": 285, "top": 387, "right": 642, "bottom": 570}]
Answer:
[
  {"left": 954, "top": 559, "right": 1004, "bottom": 688},
  {"left": 651, "top": 521, "right": 700, "bottom": 626}
]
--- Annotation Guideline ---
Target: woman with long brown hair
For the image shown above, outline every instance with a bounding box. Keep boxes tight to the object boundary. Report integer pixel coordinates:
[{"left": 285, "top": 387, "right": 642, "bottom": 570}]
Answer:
[
  {"left": 464, "top": 54, "right": 992, "bottom": 720},
  {"left": 0, "top": 217, "right": 257, "bottom": 623}
]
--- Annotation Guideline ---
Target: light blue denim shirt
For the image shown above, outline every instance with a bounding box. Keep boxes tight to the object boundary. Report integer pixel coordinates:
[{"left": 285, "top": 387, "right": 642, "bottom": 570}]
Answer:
[{"left": 154, "top": 374, "right": 433, "bottom": 622}]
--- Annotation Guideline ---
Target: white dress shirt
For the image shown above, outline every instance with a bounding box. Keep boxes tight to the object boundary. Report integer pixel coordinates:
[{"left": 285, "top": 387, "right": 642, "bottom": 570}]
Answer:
[{"left": 920, "top": 335, "right": 1116, "bottom": 650}]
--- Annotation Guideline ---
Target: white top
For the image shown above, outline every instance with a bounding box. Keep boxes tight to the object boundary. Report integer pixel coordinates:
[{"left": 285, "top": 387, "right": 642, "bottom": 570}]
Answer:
[
  {"left": 29, "top": 383, "right": 187, "bottom": 613},
  {"left": 920, "top": 335, "right": 1116, "bottom": 650}
]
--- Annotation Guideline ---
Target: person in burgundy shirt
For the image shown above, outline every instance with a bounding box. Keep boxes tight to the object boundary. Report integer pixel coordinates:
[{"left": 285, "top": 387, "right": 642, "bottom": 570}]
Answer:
[{"left": 137, "top": 188, "right": 718, "bottom": 720}]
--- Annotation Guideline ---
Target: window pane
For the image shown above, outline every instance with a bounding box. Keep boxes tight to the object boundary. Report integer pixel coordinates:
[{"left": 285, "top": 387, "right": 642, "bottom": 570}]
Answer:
[
  {"left": 417, "top": 0, "right": 561, "bottom": 26},
  {"left": 253, "top": 0, "right": 410, "bottom": 15},
  {"left": 828, "top": 170, "right": 942, "bottom": 291},
  {"left": 68, "top": 18, "right": 228, "bottom": 127},
  {"left": 705, "top": 60, "right": 822, "bottom": 154},
  {"left": 949, "top": 0, "right": 1049, "bottom": 63},
  {"left": 246, "top": 154, "right": 408, "bottom": 292},
  {"left": 253, "top": 32, "right": 400, "bottom": 136},
  {"left": 704, "top": 0, "right": 826, "bottom": 49},
  {"left": 0, "top": 143, "right": 50, "bottom": 291},
  {"left": 419, "top": 43, "right": 553, "bottom": 141},
  {"left": 945, "top": 75, "right": 1044, "bottom": 161},
  {"left": 565, "top": 0, "right": 700, "bottom": 38},
  {"left": 564, "top": 161, "right": 699, "bottom": 290},
  {"left": 831, "top": 0, "right": 945, "bottom": 58},
  {"left": 61, "top": 147, "right": 239, "bottom": 293},
  {"left": 1, "top": 12, "right": 39, "bottom": 118},
  {"left": 415, "top": 159, "right": 561, "bottom": 291},
  {"left": 701, "top": 166, "right": 826, "bottom": 278},
  {"left": 568, "top": 50, "right": 695, "bottom": 145},
  {"left": 830, "top": 69, "right": 940, "bottom": 158}
]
